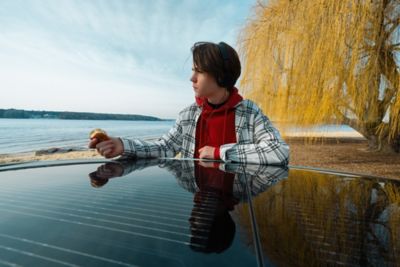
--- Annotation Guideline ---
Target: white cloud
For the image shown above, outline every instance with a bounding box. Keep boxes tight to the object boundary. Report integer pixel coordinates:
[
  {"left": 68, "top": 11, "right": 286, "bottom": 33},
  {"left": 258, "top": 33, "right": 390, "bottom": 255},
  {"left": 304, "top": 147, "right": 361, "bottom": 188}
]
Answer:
[{"left": 0, "top": 0, "right": 254, "bottom": 119}]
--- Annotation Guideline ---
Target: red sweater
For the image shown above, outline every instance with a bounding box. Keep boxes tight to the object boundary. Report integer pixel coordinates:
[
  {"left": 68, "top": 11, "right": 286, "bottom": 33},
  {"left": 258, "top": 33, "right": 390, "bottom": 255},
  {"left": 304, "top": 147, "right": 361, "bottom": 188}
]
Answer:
[{"left": 194, "top": 87, "right": 243, "bottom": 160}]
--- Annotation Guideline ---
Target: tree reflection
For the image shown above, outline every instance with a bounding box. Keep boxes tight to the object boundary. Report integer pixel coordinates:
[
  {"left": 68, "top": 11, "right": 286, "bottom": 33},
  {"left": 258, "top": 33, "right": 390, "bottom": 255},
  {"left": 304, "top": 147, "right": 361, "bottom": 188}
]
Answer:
[{"left": 235, "top": 170, "right": 400, "bottom": 266}]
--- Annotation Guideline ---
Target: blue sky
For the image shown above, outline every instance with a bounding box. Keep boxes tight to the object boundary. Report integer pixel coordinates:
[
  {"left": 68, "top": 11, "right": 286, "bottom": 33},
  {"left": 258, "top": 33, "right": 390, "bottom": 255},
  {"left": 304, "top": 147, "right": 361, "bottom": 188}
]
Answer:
[{"left": 0, "top": 0, "right": 255, "bottom": 119}]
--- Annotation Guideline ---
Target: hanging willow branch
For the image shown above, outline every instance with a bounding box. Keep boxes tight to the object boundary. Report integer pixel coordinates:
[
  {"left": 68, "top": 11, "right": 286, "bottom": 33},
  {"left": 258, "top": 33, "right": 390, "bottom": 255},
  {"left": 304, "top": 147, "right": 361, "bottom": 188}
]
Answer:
[{"left": 238, "top": 0, "right": 400, "bottom": 151}]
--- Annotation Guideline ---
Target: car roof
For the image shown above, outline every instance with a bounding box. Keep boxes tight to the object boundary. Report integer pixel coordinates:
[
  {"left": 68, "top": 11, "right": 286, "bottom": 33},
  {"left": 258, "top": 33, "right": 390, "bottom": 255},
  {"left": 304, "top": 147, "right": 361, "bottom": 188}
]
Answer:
[{"left": 0, "top": 158, "right": 398, "bottom": 266}]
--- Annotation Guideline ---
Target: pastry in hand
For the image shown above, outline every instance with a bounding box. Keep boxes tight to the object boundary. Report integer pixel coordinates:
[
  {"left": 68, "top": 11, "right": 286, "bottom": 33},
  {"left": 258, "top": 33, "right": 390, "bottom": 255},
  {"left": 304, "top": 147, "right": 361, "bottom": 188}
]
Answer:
[{"left": 89, "top": 128, "right": 110, "bottom": 142}]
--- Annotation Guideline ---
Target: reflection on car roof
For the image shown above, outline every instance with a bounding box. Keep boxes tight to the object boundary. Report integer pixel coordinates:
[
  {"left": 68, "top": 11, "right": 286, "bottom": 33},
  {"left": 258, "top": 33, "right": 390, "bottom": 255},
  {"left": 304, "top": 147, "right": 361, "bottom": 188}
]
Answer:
[{"left": 0, "top": 158, "right": 398, "bottom": 266}]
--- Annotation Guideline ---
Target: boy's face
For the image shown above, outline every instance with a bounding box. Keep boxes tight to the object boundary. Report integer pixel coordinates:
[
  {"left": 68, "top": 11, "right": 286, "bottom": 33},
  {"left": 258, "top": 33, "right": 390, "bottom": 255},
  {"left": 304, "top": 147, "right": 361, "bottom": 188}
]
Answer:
[{"left": 190, "top": 65, "right": 220, "bottom": 98}]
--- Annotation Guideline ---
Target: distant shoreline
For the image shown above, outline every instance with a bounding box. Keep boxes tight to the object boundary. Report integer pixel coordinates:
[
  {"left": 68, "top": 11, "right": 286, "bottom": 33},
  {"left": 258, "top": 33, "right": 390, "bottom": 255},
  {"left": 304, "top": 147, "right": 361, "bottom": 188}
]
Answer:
[{"left": 0, "top": 108, "right": 174, "bottom": 121}]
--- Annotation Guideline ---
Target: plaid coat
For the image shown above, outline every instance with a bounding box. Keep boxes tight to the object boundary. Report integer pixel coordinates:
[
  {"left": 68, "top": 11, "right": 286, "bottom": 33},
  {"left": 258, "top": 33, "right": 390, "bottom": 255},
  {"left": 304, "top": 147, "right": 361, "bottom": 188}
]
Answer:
[{"left": 120, "top": 99, "right": 290, "bottom": 165}]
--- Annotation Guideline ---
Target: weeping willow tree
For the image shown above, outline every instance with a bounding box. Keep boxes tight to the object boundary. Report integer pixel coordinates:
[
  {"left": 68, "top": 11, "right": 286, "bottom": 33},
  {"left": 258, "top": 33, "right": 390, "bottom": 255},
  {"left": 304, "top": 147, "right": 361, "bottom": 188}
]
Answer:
[{"left": 238, "top": 0, "right": 400, "bottom": 152}]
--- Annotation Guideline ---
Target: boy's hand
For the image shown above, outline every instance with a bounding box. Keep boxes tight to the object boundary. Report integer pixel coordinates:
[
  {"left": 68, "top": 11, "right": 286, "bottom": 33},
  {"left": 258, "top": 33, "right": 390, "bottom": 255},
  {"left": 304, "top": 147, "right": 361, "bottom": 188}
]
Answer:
[
  {"left": 88, "top": 137, "right": 124, "bottom": 158},
  {"left": 198, "top": 146, "right": 216, "bottom": 159}
]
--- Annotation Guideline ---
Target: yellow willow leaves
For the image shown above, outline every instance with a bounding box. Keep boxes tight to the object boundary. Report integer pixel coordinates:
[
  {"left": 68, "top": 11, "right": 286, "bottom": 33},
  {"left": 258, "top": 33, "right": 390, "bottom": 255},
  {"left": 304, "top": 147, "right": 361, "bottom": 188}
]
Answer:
[{"left": 238, "top": 0, "right": 400, "bottom": 142}]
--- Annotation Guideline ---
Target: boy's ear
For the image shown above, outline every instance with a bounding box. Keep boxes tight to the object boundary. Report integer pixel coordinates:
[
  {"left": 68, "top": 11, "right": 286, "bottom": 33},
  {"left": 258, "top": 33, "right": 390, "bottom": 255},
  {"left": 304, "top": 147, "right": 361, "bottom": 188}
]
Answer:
[{"left": 217, "top": 75, "right": 225, "bottom": 87}]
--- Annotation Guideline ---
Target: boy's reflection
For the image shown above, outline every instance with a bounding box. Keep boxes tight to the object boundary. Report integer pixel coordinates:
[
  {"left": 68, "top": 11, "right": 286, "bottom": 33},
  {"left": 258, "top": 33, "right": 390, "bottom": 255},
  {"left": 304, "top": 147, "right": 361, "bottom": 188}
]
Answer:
[
  {"left": 189, "top": 161, "right": 238, "bottom": 253},
  {"left": 88, "top": 158, "right": 288, "bottom": 254}
]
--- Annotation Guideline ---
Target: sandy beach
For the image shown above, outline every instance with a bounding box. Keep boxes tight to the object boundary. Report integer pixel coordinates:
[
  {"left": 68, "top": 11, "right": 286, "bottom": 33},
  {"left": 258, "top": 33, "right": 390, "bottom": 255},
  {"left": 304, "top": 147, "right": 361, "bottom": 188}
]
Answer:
[
  {"left": 287, "top": 137, "right": 400, "bottom": 180},
  {"left": 1, "top": 133, "right": 399, "bottom": 180}
]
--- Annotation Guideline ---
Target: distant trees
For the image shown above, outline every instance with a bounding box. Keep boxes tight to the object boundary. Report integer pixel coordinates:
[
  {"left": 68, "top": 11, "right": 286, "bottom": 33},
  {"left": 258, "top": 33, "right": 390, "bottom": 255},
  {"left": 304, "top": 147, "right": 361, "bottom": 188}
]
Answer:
[
  {"left": 0, "top": 109, "right": 165, "bottom": 121},
  {"left": 0, "top": 109, "right": 30, "bottom": 118}
]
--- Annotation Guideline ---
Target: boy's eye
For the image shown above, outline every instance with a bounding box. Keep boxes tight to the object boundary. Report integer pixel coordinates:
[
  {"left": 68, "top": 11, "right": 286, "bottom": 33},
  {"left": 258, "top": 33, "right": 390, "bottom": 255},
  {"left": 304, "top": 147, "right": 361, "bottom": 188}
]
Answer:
[{"left": 192, "top": 68, "right": 203, "bottom": 73}]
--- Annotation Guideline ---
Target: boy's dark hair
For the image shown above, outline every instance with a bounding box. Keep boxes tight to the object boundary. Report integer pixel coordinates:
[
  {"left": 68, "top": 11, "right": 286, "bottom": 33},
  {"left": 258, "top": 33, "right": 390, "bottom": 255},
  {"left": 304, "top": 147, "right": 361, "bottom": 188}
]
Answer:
[{"left": 191, "top": 41, "right": 241, "bottom": 92}]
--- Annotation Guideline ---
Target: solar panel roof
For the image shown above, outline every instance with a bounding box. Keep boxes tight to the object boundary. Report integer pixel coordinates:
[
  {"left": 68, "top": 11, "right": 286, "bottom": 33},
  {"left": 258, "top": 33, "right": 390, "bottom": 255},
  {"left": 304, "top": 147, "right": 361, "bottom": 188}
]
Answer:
[{"left": 0, "top": 158, "right": 398, "bottom": 266}]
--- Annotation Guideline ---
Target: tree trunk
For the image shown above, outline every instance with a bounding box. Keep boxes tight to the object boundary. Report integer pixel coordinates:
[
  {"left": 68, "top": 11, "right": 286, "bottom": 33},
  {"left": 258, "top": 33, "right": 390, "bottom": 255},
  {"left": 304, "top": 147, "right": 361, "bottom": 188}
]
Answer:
[
  {"left": 365, "top": 133, "right": 400, "bottom": 153},
  {"left": 348, "top": 122, "right": 399, "bottom": 153},
  {"left": 366, "top": 135, "right": 379, "bottom": 151}
]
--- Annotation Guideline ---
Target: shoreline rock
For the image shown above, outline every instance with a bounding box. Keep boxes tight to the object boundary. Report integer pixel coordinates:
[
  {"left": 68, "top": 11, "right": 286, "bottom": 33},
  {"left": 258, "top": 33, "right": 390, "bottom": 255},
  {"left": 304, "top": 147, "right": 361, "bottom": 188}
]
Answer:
[{"left": 34, "top": 147, "right": 87, "bottom": 156}]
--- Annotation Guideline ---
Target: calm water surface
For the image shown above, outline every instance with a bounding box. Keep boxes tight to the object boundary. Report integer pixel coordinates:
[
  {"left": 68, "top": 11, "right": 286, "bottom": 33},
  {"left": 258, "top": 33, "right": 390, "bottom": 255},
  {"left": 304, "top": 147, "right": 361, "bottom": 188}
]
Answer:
[{"left": 0, "top": 119, "right": 175, "bottom": 154}]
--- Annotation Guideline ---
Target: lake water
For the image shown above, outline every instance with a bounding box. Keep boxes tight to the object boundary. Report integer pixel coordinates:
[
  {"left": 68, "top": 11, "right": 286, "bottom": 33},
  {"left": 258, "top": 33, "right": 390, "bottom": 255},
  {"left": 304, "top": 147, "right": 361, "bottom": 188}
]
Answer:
[
  {"left": 0, "top": 118, "right": 360, "bottom": 155},
  {"left": 0, "top": 119, "right": 175, "bottom": 154}
]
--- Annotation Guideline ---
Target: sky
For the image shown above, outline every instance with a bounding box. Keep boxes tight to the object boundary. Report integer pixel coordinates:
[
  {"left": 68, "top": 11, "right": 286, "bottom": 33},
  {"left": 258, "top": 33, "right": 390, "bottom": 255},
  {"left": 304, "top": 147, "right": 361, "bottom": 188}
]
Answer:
[{"left": 0, "top": 0, "right": 256, "bottom": 119}]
